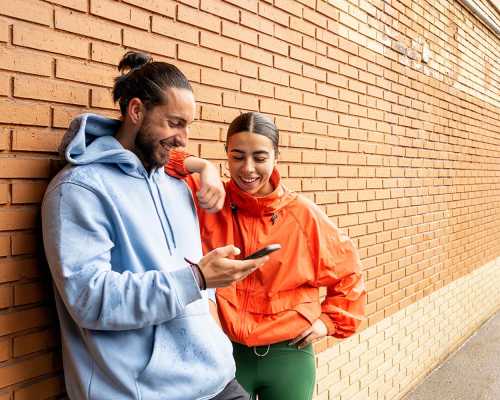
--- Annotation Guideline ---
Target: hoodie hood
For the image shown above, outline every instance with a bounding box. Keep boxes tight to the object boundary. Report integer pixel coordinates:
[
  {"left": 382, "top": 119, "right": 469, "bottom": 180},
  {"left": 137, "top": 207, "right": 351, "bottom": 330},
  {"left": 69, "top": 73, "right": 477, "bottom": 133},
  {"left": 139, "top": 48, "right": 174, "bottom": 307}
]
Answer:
[
  {"left": 226, "top": 168, "right": 297, "bottom": 217},
  {"left": 59, "top": 113, "right": 145, "bottom": 177}
]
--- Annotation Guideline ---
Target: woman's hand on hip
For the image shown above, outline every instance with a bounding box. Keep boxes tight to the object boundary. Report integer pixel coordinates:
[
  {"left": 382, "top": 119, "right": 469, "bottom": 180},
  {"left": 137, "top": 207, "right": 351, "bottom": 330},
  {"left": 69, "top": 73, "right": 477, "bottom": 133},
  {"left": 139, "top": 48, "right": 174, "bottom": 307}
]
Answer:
[{"left": 289, "top": 319, "right": 328, "bottom": 349}]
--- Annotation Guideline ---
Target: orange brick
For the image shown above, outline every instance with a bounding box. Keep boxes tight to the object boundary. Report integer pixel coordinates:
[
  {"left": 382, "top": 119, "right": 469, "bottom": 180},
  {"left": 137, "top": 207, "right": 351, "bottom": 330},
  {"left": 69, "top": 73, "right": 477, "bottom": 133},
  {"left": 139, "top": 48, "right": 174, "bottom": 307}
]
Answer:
[
  {"left": 2, "top": 0, "right": 52, "bottom": 26},
  {"left": 123, "top": 0, "right": 175, "bottom": 17},
  {"left": 290, "top": 134, "right": 315, "bottom": 148},
  {"left": 0, "top": 72, "right": 9, "bottom": 96},
  {"left": 290, "top": 46, "right": 316, "bottom": 65},
  {"left": 289, "top": 164, "right": 315, "bottom": 177},
  {"left": 55, "top": 8, "right": 121, "bottom": 44},
  {"left": 290, "top": 104, "right": 316, "bottom": 120},
  {"left": 327, "top": 72, "right": 348, "bottom": 88},
  {"left": 152, "top": 16, "right": 199, "bottom": 44},
  {"left": 259, "top": 66, "right": 289, "bottom": 86},
  {"left": 201, "top": 31, "right": 239, "bottom": 56},
  {"left": 201, "top": 69, "right": 240, "bottom": 90},
  {"left": 260, "top": 98, "right": 289, "bottom": 116},
  {"left": 222, "top": 21, "right": 258, "bottom": 46},
  {"left": 222, "top": 56, "right": 258, "bottom": 78},
  {"left": 200, "top": 142, "right": 226, "bottom": 159},
  {"left": 201, "top": 105, "right": 239, "bottom": 123},
  {"left": 0, "top": 286, "right": 12, "bottom": 309},
  {"left": 0, "top": 235, "right": 9, "bottom": 256},
  {"left": 91, "top": 87, "right": 116, "bottom": 110},
  {"left": 201, "top": 0, "right": 239, "bottom": 20},
  {"left": 317, "top": 82, "right": 339, "bottom": 99},
  {"left": 240, "top": 10, "right": 273, "bottom": 35},
  {"left": 0, "top": 128, "right": 11, "bottom": 151},
  {"left": 178, "top": 44, "right": 221, "bottom": 69},
  {"left": 241, "top": 78, "right": 274, "bottom": 97},
  {"left": 222, "top": 92, "right": 258, "bottom": 111},
  {"left": 123, "top": 28, "right": 176, "bottom": 58},
  {"left": 13, "top": 24, "right": 90, "bottom": 59},
  {"left": 290, "top": 74, "right": 315, "bottom": 93},
  {"left": 178, "top": 5, "right": 220, "bottom": 33},
  {"left": 52, "top": 105, "right": 87, "bottom": 128},
  {"left": 241, "top": 44, "right": 273, "bottom": 66},
  {"left": 0, "top": 99, "right": 50, "bottom": 126},
  {"left": 11, "top": 181, "right": 48, "bottom": 204},
  {"left": 12, "top": 128, "right": 63, "bottom": 152},
  {"left": 303, "top": 93, "right": 327, "bottom": 109},
  {"left": 328, "top": 47, "right": 349, "bottom": 64},
  {"left": 275, "top": 86, "right": 302, "bottom": 103},
  {"left": 189, "top": 122, "right": 221, "bottom": 141},
  {"left": 49, "top": 0, "right": 87, "bottom": 11},
  {"left": 0, "top": 157, "right": 51, "bottom": 179},
  {"left": 14, "top": 76, "right": 88, "bottom": 106},
  {"left": 0, "top": 47, "right": 52, "bottom": 77},
  {"left": 303, "top": 35, "right": 327, "bottom": 55},
  {"left": 274, "top": 0, "right": 302, "bottom": 17},
  {"left": 303, "top": 7, "right": 327, "bottom": 28},
  {"left": 91, "top": 0, "right": 150, "bottom": 29},
  {"left": 14, "top": 282, "right": 47, "bottom": 306},
  {"left": 57, "top": 59, "right": 115, "bottom": 88},
  {"left": 0, "top": 207, "right": 38, "bottom": 231},
  {"left": 14, "top": 376, "right": 65, "bottom": 400},
  {"left": 289, "top": 16, "right": 315, "bottom": 37},
  {"left": 315, "top": 165, "right": 338, "bottom": 177},
  {"left": 0, "top": 19, "right": 8, "bottom": 43},
  {"left": 91, "top": 42, "right": 125, "bottom": 66},
  {"left": 304, "top": 121, "right": 327, "bottom": 135},
  {"left": 317, "top": 1, "right": 340, "bottom": 19},
  {"left": 259, "top": 2, "right": 289, "bottom": 26},
  {"left": 225, "top": 0, "right": 257, "bottom": 13},
  {"left": 275, "top": 24, "right": 302, "bottom": 46},
  {"left": 0, "top": 353, "right": 56, "bottom": 388},
  {"left": 275, "top": 116, "right": 302, "bottom": 132},
  {"left": 192, "top": 84, "right": 222, "bottom": 105},
  {"left": 274, "top": 55, "right": 302, "bottom": 74},
  {"left": 258, "top": 34, "right": 289, "bottom": 56},
  {"left": 317, "top": 109, "right": 339, "bottom": 124},
  {"left": 9, "top": 233, "right": 34, "bottom": 258}
]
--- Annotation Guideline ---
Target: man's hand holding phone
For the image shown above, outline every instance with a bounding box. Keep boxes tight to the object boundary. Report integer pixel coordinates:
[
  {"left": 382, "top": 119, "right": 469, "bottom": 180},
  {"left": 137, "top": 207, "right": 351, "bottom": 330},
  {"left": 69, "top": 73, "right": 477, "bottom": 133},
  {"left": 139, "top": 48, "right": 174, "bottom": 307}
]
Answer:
[{"left": 198, "top": 245, "right": 267, "bottom": 288}]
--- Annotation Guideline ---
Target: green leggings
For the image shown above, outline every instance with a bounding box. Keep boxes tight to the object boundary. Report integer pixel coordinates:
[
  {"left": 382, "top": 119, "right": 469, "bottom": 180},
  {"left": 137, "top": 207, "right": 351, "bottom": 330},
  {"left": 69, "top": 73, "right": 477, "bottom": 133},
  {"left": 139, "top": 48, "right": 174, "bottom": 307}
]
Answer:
[{"left": 233, "top": 341, "right": 316, "bottom": 400}]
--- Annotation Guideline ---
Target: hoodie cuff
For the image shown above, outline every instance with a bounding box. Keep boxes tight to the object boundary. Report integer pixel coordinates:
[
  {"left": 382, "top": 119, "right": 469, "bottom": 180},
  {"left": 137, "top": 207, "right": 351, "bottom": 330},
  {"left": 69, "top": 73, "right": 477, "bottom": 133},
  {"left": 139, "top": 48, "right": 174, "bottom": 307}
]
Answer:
[
  {"left": 319, "top": 313, "right": 336, "bottom": 336},
  {"left": 167, "top": 267, "right": 202, "bottom": 308},
  {"left": 166, "top": 149, "right": 192, "bottom": 177}
]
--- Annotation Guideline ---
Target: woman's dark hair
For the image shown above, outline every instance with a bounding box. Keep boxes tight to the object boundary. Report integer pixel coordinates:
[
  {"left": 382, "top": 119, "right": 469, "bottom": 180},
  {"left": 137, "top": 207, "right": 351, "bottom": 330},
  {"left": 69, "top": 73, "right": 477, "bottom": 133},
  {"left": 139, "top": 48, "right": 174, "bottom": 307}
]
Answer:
[
  {"left": 226, "top": 112, "right": 279, "bottom": 154},
  {"left": 113, "top": 51, "right": 192, "bottom": 116}
]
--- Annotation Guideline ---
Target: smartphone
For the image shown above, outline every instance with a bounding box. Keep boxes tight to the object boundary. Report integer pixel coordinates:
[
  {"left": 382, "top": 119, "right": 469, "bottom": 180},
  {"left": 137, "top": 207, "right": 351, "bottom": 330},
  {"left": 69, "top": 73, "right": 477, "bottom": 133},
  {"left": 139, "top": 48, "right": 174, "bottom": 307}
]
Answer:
[{"left": 244, "top": 244, "right": 282, "bottom": 260}]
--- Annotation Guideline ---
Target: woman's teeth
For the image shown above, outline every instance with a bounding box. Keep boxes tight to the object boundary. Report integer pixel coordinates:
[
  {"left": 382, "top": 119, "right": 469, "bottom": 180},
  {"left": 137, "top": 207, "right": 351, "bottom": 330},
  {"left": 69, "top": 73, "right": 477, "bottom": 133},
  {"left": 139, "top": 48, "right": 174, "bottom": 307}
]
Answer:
[{"left": 241, "top": 177, "right": 258, "bottom": 183}]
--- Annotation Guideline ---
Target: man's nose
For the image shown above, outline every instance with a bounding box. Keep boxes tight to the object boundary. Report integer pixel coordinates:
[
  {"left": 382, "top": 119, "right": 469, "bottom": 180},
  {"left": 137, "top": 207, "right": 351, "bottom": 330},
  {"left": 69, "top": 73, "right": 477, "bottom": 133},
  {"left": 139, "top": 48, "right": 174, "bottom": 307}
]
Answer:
[{"left": 174, "top": 128, "right": 188, "bottom": 147}]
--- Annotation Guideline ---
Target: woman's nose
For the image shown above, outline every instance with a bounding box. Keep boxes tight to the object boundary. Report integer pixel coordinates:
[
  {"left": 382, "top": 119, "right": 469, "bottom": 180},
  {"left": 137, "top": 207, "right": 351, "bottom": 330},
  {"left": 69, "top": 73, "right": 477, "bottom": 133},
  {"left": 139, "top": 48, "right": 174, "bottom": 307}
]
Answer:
[{"left": 242, "top": 159, "right": 255, "bottom": 172}]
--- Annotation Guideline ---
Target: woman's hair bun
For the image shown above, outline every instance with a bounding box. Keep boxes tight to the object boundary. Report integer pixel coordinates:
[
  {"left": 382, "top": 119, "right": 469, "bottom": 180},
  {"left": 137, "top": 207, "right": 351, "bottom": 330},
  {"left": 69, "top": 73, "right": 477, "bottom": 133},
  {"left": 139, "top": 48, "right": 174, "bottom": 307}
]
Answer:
[{"left": 117, "top": 51, "right": 152, "bottom": 74}]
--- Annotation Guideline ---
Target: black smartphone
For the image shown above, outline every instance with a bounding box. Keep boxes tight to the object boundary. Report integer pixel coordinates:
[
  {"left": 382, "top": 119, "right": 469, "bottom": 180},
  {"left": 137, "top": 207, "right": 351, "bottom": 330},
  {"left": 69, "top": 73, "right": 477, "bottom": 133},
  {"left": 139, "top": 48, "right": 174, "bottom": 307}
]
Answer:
[{"left": 244, "top": 244, "right": 282, "bottom": 260}]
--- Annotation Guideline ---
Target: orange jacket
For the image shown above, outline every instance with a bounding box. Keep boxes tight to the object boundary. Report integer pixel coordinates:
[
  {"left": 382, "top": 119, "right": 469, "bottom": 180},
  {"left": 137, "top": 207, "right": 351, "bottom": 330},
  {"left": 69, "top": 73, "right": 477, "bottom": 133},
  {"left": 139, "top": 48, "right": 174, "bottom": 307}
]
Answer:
[{"left": 167, "top": 150, "right": 366, "bottom": 347}]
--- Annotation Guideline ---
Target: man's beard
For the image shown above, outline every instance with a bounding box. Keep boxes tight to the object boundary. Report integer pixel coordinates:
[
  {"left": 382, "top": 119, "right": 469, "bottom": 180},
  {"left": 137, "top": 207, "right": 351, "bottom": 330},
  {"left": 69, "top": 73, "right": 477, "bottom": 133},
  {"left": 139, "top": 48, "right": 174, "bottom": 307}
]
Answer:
[{"left": 135, "top": 129, "right": 169, "bottom": 171}]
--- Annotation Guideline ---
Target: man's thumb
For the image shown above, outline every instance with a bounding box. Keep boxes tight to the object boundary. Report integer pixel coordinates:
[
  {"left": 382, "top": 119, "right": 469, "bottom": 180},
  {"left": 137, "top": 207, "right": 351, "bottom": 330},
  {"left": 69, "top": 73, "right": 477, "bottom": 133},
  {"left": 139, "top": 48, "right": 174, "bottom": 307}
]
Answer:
[{"left": 217, "top": 245, "right": 241, "bottom": 258}]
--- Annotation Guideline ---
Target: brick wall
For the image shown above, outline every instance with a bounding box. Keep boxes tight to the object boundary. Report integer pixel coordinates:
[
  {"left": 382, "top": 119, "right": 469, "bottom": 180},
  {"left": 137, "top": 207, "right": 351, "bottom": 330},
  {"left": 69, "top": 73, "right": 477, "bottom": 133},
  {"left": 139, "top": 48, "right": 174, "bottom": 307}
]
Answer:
[{"left": 0, "top": 0, "right": 499, "bottom": 399}]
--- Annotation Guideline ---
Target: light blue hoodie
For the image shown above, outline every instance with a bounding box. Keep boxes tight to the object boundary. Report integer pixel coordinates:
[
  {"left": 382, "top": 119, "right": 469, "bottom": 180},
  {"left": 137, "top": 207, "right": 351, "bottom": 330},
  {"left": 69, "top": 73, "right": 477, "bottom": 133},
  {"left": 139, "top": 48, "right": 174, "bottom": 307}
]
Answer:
[{"left": 42, "top": 114, "right": 235, "bottom": 400}]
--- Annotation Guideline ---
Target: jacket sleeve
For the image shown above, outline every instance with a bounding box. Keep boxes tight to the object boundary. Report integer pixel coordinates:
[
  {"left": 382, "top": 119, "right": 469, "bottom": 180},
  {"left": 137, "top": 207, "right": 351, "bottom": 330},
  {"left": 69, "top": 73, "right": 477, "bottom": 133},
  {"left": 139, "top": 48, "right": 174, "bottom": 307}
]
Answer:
[
  {"left": 42, "top": 182, "right": 202, "bottom": 331},
  {"left": 165, "top": 149, "right": 202, "bottom": 195},
  {"left": 307, "top": 201, "right": 366, "bottom": 339}
]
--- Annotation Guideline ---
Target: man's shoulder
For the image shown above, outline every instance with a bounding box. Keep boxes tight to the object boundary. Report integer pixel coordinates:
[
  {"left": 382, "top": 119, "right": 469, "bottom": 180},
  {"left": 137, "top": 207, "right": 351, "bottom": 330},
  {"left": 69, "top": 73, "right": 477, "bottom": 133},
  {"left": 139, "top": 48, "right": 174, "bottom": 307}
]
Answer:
[{"left": 47, "top": 163, "right": 117, "bottom": 193}]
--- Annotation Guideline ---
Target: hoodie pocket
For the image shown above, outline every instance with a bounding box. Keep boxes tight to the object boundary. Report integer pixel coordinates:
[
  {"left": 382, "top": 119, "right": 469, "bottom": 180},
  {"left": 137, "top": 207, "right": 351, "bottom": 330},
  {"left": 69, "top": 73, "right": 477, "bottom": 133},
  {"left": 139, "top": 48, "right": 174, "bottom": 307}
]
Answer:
[{"left": 136, "top": 314, "right": 234, "bottom": 400}]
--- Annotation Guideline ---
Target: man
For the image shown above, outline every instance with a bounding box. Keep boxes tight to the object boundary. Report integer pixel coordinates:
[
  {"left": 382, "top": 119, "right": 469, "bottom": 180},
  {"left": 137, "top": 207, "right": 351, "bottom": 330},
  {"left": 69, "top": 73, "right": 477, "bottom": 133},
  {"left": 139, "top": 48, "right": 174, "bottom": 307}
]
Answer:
[{"left": 42, "top": 51, "right": 266, "bottom": 400}]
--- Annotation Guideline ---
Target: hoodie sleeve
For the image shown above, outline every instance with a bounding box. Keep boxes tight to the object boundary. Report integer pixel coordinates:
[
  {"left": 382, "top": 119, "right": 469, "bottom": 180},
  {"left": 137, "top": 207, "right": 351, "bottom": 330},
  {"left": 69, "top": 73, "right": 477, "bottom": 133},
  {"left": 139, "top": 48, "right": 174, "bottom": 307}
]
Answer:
[
  {"left": 306, "top": 201, "right": 366, "bottom": 339},
  {"left": 42, "top": 182, "right": 202, "bottom": 331}
]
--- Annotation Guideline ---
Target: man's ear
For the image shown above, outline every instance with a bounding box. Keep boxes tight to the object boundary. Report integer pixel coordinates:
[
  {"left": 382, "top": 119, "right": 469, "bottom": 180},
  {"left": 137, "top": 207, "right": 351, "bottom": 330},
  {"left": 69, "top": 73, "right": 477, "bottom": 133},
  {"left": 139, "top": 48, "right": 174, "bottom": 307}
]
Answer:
[{"left": 127, "top": 98, "right": 144, "bottom": 125}]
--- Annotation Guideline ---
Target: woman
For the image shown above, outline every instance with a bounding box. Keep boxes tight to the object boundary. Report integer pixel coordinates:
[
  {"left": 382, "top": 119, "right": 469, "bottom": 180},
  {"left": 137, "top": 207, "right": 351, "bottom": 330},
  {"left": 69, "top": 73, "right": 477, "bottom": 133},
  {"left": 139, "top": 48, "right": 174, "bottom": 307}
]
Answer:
[{"left": 167, "top": 112, "right": 366, "bottom": 400}]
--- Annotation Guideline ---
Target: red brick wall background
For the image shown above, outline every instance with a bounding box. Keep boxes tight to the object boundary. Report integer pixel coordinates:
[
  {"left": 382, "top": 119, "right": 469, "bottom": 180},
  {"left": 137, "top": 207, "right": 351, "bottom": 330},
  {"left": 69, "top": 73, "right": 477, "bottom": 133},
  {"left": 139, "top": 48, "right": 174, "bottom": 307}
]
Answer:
[{"left": 0, "top": 0, "right": 499, "bottom": 398}]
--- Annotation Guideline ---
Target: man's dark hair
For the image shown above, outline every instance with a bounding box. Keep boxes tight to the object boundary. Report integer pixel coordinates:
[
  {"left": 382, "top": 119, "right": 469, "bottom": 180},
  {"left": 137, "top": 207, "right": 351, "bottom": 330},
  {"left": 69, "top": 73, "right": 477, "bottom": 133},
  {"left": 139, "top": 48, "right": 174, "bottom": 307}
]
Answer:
[
  {"left": 113, "top": 51, "right": 193, "bottom": 116},
  {"left": 226, "top": 112, "right": 280, "bottom": 154}
]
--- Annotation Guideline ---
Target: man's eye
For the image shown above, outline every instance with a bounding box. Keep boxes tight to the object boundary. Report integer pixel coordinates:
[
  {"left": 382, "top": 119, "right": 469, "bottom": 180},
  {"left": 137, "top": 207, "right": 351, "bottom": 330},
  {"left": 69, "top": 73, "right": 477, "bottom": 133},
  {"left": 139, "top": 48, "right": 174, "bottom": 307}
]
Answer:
[
  {"left": 255, "top": 158, "right": 267, "bottom": 163},
  {"left": 168, "top": 120, "right": 183, "bottom": 128}
]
